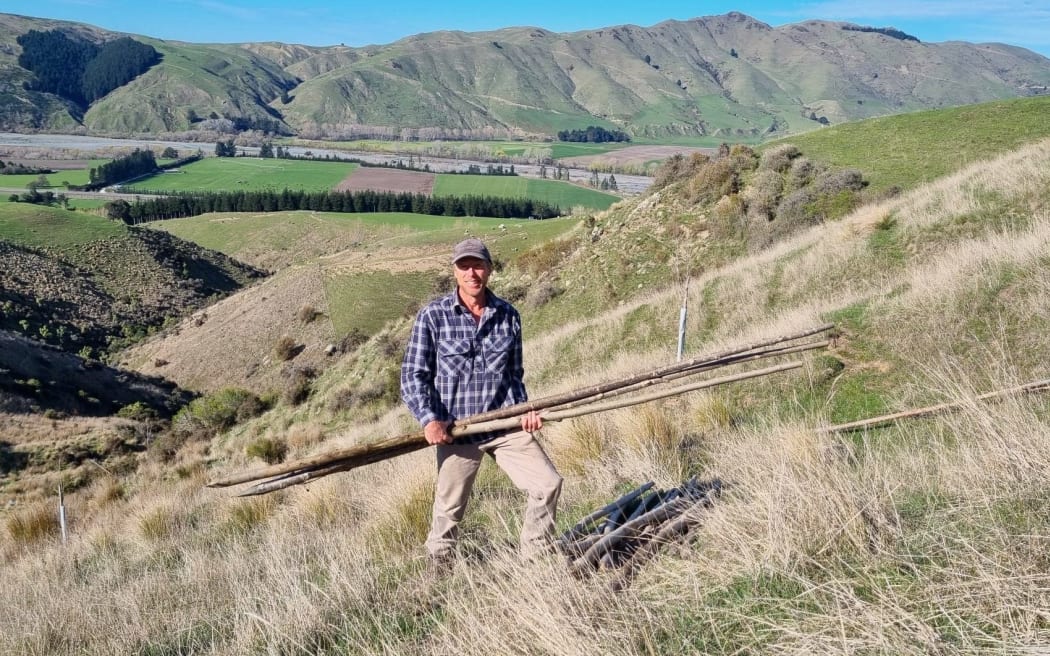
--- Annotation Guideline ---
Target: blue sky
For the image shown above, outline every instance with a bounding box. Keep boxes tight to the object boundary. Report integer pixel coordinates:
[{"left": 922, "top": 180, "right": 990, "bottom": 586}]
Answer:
[{"left": 6, "top": 1, "right": 1050, "bottom": 58}]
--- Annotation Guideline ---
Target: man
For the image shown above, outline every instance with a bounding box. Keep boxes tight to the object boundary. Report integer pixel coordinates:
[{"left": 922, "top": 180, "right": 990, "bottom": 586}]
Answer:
[{"left": 401, "top": 237, "right": 562, "bottom": 565}]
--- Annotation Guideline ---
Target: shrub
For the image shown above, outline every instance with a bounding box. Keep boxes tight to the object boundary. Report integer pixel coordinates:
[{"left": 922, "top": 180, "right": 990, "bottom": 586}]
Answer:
[
  {"left": 517, "top": 237, "right": 576, "bottom": 277},
  {"left": 273, "top": 335, "right": 299, "bottom": 361},
  {"left": 328, "top": 387, "right": 355, "bottom": 413},
  {"left": 173, "top": 388, "right": 264, "bottom": 437},
  {"left": 709, "top": 193, "right": 746, "bottom": 240},
  {"left": 245, "top": 437, "right": 288, "bottom": 465},
  {"left": 758, "top": 143, "right": 801, "bottom": 173},
  {"left": 742, "top": 169, "right": 784, "bottom": 222},
  {"left": 338, "top": 328, "right": 367, "bottom": 354},
  {"left": 376, "top": 332, "right": 403, "bottom": 358},
  {"left": 297, "top": 304, "right": 320, "bottom": 324},
  {"left": 282, "top": 366, "right": 317, "bottom": 406},
  {"left": 786, "top": 156, "right": 816, "bottom": 191},
  {"left": 652, "top": 152, "right": 711, "bottom": 190},
  {"left": 686, "top": 152, "right": 756, "bottom": 206},
  {"left": 117, "top": 401, "right": 156, "bottom": 421},
  {"left": 526, "top": 280, "right": 564, "bottom": 309}
]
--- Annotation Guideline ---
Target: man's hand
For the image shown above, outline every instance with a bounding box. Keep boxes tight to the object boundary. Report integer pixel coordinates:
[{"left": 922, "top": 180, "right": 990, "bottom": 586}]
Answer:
[
  {"left": 520, "top": 410, "right": 543, "bottom": 434},
  {"left": 424, "top": 420, "right": 454, "bottom": 445}
]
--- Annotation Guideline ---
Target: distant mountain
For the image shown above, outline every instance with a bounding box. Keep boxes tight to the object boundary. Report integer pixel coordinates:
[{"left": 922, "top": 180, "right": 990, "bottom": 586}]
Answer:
[{"left": 1, "top": 11, "right": 1049, "bottom": 140}]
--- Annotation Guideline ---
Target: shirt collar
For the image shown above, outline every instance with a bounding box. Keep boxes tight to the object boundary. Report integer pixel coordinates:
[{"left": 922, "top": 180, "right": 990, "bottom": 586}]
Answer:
[{"left": 442, "top": 288, "right": 507, "bottom": 316}]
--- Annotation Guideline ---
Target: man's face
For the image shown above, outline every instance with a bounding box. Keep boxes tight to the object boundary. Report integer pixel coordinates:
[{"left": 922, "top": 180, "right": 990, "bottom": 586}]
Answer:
[{"left": 453, "top": 256, "right": 492, "bottom": 302}]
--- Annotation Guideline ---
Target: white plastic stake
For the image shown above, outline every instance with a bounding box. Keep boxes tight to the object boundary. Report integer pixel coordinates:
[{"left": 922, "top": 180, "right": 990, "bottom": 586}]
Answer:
[{"left": 58, "top": 486, "right": 67, "bottom": 545}]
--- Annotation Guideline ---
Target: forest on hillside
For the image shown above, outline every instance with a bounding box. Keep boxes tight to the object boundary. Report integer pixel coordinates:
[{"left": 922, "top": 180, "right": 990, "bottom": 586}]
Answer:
[{"left": 16, "top": 30, "right": 160, "bottom": 106}]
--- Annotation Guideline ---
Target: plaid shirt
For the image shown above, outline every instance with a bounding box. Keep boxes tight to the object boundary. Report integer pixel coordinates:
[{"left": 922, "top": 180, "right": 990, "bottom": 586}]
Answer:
[{"left": 401, "top": 289, "right": 528, "bottom": 444}]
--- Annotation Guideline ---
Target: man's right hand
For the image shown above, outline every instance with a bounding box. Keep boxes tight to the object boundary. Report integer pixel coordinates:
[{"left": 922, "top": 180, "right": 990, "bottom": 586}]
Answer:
[{"left": 424, "top": 420, "right": 454, "bottom": 445}]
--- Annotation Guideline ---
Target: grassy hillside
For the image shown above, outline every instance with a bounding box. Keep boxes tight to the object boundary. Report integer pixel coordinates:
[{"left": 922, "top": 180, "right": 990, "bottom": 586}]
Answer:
[
  {"left": 0, "top": 203, "right": 263, "bottom": 357},
  {"left": 122, "top": 211, "right": 578, "bottom": 393},
  {"left": 766, "top": 95, "right": 1050, "bottom": 193},
  {"left": 5, "top": 133, "right": 1050, "bottom": 654}
]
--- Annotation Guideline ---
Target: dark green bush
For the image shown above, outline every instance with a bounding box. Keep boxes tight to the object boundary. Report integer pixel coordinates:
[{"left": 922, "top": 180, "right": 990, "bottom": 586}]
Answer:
[{"left": 172, "top": 388, "right": 265, "bottom": 436}]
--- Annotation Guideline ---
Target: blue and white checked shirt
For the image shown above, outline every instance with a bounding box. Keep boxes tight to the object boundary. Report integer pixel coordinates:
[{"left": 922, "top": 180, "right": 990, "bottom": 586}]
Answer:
[{"left": 401, "top": 289, "right": 528, "bottom": 444}]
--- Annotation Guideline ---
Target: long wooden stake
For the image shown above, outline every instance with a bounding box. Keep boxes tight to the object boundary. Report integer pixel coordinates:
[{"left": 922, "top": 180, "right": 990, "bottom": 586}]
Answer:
[
  {"left": 439, "top": 323, "right": 834, "bottom": 428},
  {"left": 222, "top": 360, "right": 805, "bottom": 496},
  {"left": 817, "top": 378, "right": 1050, "bottom": 434},
  {"left": 208, "top": 326, "right": 832, "bottom": 490},
  {"left": 550, "top": 339, "right": 829, "bottom": 412}
]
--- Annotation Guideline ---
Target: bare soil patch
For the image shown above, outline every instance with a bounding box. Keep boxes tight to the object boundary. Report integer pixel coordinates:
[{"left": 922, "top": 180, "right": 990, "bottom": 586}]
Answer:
[
  {"left": 561, "top": 145, "right": 715, "bottom": 168},
  {"left": 335, "top": 167, "right": 436, "bottom": 195},
  {"left": 120, "top": 264, "right": 335, "bottom": 394}
]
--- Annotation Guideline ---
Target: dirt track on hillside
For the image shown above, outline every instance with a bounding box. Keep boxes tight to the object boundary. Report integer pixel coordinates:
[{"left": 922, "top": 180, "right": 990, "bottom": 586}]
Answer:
[{"left": 335, "top": 167, "right": 436, "bottom": 194}]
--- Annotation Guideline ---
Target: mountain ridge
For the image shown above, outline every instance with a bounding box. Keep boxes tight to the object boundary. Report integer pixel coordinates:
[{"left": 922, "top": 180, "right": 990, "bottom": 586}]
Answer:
[{"left": 2, "top": 11, "right": 1049, "bottom": 139}]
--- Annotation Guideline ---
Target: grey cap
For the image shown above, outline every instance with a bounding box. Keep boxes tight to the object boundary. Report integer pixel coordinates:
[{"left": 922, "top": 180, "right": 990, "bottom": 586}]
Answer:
[{"left": 451, "top": 238, "right": 492, "bottom": 265}]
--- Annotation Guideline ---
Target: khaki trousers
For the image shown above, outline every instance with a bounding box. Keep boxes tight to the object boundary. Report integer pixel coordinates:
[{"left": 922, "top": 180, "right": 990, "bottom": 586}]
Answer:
[{"left": 426, "top": 429, "right": 563, "bottom": 558}]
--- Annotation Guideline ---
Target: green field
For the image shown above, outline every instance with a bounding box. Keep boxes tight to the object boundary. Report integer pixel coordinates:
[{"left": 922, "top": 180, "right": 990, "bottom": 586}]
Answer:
[
  {"left": 124, "top": 157, "right": 358, "bottom": 193},
  {"left": 764, "top": 95, "right": 1050, "bottom": 193},
  {"left": 547, "top": 143, "right": 633, "bottom": 158},
  {"left": 0, "top": 160, "right": 110, "bottom": 189},
  {"left": 0, "top": 202, "right": 126, "bottom": 249},
  {"left": 433, "top": 175, "right": 618, "bottom": 211}
]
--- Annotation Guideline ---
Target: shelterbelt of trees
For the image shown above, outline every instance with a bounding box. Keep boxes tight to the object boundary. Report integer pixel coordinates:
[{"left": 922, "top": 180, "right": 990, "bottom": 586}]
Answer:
[
  {"left": 105, "top": 189, "right": 561, "bottom": 223},
  {"left": 557, "top": 126, "right": 631, "bottom": 143}
]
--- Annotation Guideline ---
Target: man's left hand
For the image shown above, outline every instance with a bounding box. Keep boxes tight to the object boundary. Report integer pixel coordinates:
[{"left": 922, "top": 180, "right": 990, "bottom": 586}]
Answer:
[{"left": 520, "top": 410, "right": 543, "bottom": 433}]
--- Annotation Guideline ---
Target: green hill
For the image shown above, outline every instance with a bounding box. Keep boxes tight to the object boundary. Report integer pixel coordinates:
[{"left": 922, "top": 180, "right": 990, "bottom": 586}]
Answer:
[
  {"left": 2, "top": 12, "right": 1049, "bottom": 139},
  {"left": 764, "top": 95, "right": 1050, "bottom": 193}
]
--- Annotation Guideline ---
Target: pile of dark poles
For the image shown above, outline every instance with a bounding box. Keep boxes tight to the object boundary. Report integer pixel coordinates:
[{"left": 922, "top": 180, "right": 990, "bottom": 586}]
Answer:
[{"left": 558, "top": 477, "right": 722, "bottom": 591}]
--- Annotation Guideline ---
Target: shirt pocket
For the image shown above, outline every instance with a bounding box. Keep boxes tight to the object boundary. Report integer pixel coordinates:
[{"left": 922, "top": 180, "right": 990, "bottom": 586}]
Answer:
[
  {"left": 437, "top": 338, "right": 474, "bottom": 378},
  {"left": 483, "top": 334, "right": 514, "bottom": 375}
]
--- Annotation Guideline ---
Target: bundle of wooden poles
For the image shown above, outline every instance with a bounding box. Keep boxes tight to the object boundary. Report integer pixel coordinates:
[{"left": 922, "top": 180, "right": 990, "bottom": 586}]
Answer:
[
  {"left": 207, "top": 323, "right": 834, "bottom": 496},
  {"left": 557, "top": 476, "right": 722, "bottom": 591}
]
